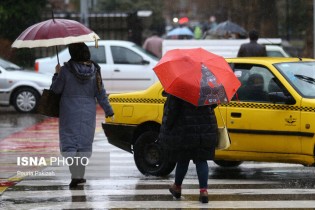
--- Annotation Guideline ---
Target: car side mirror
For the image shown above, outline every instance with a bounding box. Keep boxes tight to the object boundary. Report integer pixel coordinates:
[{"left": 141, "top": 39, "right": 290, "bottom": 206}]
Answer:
[
  {"left": 269, "top": 92, "right": 295, "bottom": 105},
  {"left": 162, "top": 90, "right": 168, "bottom": 97},
  {"left": 142, "top": 60, "right": 150, "bottom": 65}
]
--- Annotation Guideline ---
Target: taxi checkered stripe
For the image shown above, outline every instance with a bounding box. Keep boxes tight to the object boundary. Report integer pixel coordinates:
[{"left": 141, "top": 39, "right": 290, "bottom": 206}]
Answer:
[
  {"left": 223, "top": 102, "right": 315, "bottom": 112},
  {"left": 109, "top": 98, "right": 315, "bottom": 112},
  {"left": 109, "top": 98, "right": 166, "bottom": 104},
  {"left": 301, "top": 106, "right": 315, "bottom": 112}
]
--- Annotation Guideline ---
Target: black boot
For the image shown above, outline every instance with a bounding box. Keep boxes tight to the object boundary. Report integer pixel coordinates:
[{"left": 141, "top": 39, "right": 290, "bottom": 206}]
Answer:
[{"left": 69, "top": 178, "right": 86, "bottom": 189}]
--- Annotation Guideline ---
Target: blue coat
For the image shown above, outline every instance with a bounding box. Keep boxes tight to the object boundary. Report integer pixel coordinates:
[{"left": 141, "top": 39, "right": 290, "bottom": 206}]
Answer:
[{"left": 51, "top": 61, "right": 113, "bottom": 156}]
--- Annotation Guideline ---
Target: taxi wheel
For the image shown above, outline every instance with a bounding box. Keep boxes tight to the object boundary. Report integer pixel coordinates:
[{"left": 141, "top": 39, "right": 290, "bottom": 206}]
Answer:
[
  {"left": 134, "top": 130, "right": 176, "bottom": 176},
  {"left": 214, "top": 160, "right": 243, "bottom": 167}
]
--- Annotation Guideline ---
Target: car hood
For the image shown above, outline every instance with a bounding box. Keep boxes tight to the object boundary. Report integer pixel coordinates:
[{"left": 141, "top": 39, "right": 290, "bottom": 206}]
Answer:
[{"left": 9, "top": 70, "right": 52, "bottom": 85}]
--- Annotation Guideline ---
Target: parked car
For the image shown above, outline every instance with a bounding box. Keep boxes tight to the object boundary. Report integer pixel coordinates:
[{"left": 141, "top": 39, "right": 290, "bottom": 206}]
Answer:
[
  {"left": 102, "top": 57, "right": 315, "bottom": 176},
  {"left": 34, "top": 40, "right": 159, "bottom": 93},
  {"left": 0, "top": 57, "right": 51, "bottom": 113}
]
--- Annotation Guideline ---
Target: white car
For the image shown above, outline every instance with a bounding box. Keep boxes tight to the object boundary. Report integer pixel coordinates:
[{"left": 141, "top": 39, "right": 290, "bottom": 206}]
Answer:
[
  {"left": 35, "top": 40, "right": 159, "bottom": 93},
  {"left": 0, "top": 57, "right": 51, "bottom": 113},
  {"left": 162, "top": 39, "right": 290, "bottom": 58}
]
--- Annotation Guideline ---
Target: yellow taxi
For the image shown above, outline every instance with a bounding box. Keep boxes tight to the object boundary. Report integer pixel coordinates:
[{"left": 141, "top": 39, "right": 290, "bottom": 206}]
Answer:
[{"left": 103, "top": 57, "right": 315, "bottom": 176}]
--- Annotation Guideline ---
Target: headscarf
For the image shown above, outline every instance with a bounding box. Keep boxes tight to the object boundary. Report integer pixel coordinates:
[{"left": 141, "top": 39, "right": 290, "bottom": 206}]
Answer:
[{"left": 68, "top": 43, "right": 91, "bottom": 62}]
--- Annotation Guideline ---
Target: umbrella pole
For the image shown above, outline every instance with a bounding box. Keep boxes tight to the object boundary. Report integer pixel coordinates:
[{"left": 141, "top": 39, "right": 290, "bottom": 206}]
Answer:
[
  {"left": 55, "top": 46, "right": 60, "bottom": 65},
  {"left": 52, "top": 11, "right": 59, "bottom": 65}
]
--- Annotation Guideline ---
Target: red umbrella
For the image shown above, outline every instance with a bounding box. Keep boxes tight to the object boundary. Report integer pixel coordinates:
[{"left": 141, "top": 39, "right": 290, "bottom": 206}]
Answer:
[
  {"left": 153, "top": 48, "right": 241, "bottom": 106},
  {"left": 179, "top": 17, "right": 189, "bottom": 24},
  {"left": 12, "top": 16, "right": 99, "bottom": 64}
]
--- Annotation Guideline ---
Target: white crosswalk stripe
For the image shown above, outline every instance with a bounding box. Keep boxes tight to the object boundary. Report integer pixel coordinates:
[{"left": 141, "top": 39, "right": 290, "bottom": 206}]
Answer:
[{"left": 2, "top": 140, "right": 315, "bottom": 209}]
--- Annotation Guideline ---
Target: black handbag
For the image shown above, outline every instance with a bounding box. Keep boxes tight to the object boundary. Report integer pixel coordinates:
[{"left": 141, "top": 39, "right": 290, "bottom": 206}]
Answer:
[{"left": 37, "top": 89, "right": 61, "bottom": 117}]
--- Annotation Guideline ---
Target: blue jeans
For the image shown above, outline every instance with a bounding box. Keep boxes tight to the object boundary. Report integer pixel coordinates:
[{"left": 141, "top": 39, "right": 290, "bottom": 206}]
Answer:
[{"left": 174, "top": 160, "right": 209, "bottom": 189}]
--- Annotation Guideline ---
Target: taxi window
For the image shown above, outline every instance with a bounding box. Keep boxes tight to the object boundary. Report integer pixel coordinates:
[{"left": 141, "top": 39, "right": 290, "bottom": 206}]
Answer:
[
  {"left": 232, "top": 64, "right": 284, "bottom": 103},
  {"left": 276, "top": 62, "right": 315, "bottom": 98}
]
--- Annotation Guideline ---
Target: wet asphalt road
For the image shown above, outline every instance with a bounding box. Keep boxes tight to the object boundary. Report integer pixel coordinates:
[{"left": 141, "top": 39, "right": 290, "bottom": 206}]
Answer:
[
  {"left": 1, "top": 106, "right": 315, "bottom": 208},
  {"left": 0, "top": 106, "right": 47, "bottom": 139}
]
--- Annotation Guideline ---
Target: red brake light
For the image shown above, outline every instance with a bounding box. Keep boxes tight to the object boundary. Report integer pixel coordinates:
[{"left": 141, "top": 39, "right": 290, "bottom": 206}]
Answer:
[{"left": 34, "top": 62, "right": 39, "bottom": 72}]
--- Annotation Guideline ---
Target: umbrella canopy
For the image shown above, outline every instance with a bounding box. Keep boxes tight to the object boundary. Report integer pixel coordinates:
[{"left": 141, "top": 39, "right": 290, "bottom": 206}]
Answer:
[
  {"left": 12, "top": 17, "right": 99, "bottom": 64},
  {"left": 178, "top": 17, "right": 189, "bottom": 25},
  {"left": 12, "top": 18, "right": 99, "bottom": 48},
  {"left": 153, "top": 48, "right": 241, "bottom": 106},
  {"left": 167, "top": 27, "right": 194, "bottom": 37},
  {"left": 208, "top": 20, "right": 247, "bottom": 38}
]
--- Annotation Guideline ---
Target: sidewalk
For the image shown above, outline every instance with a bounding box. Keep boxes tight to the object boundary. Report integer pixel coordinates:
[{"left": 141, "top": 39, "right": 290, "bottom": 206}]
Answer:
[{"left": 0, "top": 107, "right": 106, "bottom": 194}]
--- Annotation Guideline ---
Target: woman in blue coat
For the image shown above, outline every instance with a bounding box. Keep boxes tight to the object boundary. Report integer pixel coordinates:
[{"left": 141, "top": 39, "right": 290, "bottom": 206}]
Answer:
[
  {"left": 51, "top": 43, "right": 114, "bottom": 188},
  {"left": 158, "top": 93, "right": 217, "bottom": 203}
]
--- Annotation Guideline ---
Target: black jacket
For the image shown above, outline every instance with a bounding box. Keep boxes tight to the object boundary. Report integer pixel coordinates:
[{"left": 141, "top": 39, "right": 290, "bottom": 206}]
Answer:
[
  {"left": 158, "top": 94, "right": 218, "bottom": 161},
  {"left": 237, "top": 41, "right": 267, "bottom": 57}
]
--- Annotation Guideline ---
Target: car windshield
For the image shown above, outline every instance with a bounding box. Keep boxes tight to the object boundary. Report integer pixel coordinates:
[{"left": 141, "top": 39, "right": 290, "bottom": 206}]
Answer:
[
  {"left": 275, "top": 61, "right": 315, "bottom": 98},
  {"left": 0, "top": 57, "right": 22, "bottom": 71},
  {"left": 132, "top": 44, "right": 159, "bottom": 61}
]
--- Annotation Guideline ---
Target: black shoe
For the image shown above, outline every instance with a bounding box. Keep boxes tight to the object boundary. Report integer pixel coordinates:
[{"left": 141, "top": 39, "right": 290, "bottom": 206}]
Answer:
[
  {"left": 199, "top": 191, "right": 209, "bottom": 203},
  {"left": 78, "top": 178, "right": 86, "bottom": 184},
  {"left": 169, "top": 184, "right": 181, "bottom": 199},
  {"left": 69, "top": 178, "right": 86, "bottom": 188}
]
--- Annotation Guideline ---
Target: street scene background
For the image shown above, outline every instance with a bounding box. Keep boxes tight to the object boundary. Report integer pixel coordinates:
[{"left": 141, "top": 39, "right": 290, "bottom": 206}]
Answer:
[
  {"left": 2, "top": 0, "right": 315, "bottom": 209},
  {"left": 0, "top": 0, "right": 313, "bottom": 68}
]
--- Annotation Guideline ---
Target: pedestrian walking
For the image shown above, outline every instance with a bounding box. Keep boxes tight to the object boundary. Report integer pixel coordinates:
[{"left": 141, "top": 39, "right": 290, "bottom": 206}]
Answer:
[
  {"left": 142, "top": 31, "right": 163, "bottom": 58},
  {"left": 158, "top": 92, "right": 218, "bottom": 203},
  {"left": 50, "top": 42, "right": 114, "bottom": 189},
  {"left": 237, "top": 30, "right": 267, "bottom": 57},
  {"left": 154, "top": 48, "right": 240, "bottom": 204}
]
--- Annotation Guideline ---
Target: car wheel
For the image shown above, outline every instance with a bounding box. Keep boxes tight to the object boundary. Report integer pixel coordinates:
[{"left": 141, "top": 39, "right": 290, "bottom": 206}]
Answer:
[
  {"left": 134, "top": 130, "right": 176, "bottom": 176},
  {"left": 214, "top": 160, "right": 243, "bottom": 167},
  {"left": 12, "top": 87, "right": 40, "bottom": 113}
]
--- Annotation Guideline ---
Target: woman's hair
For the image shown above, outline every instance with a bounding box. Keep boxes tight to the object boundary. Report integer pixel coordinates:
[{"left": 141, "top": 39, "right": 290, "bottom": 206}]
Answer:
[{"left": 68, "top": 42, "right": 91, "bottom": 62}]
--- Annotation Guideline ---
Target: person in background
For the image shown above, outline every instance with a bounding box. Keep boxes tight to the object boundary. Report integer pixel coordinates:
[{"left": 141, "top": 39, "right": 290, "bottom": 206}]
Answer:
[
  {"left": 208, "top": 16, "right": 217, "bottom": 30},
  {"left": 142, "top": 31, "right": 163, "bottom": 58},
  {"left": 237, "top": 30, "right": 267, "bottom": 57},
  {"left": 194, "top": 25, "right": 203, "bottom": 39},
  {"left": 50, "top": 42, "right": 114, "bottom": 189},
  {"left": 202, "top": 15, "right": 217, "bottom": 34},
  {"left": 158, "top": 92, "right": 218, "bottom": 204}
]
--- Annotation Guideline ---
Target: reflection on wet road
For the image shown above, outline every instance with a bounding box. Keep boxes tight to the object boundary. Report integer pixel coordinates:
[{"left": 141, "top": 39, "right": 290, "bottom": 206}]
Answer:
[
  {"left": 0, "top": 107, "right": 46, "bottom": 139},
  {"left": 2, "top": 154, "right": 315, "bottom": 209},
  {"left": 1, "top": 107, "right": 315, "bottom": 209}
]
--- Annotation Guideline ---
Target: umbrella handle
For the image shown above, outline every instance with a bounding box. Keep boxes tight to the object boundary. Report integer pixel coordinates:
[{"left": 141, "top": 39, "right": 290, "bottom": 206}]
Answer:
[
  {"left": 55, "top": 46, "right": 60, "bottom": 65},
  {"left": 94, "top": 35, "right": 98, "bottom": 48}
]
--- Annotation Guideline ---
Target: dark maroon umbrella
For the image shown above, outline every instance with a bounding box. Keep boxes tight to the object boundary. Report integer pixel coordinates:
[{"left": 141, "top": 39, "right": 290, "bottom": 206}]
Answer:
[
  {"left": 12, "top": 17, "right": 99, "bottom": 64},
  {"left": 12, "top": 18, "right": 99, "bottom": 48},
  {"left": 209, "top": 20, "right": 247, "bottom": 38}
]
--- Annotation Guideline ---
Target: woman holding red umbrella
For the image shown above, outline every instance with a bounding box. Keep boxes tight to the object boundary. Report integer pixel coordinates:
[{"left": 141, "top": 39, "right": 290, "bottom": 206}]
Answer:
[
  {"left": 154, "top": 48, "right": 240, "bottom": 203},
  {"left": 158, "top": 92, "right": 218, "bottom": 203}
]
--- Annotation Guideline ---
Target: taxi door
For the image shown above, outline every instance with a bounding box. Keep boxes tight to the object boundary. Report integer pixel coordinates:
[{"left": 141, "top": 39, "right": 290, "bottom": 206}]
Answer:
[{"left": 226, "top": 63, "right": 301, "bottom": 154}]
